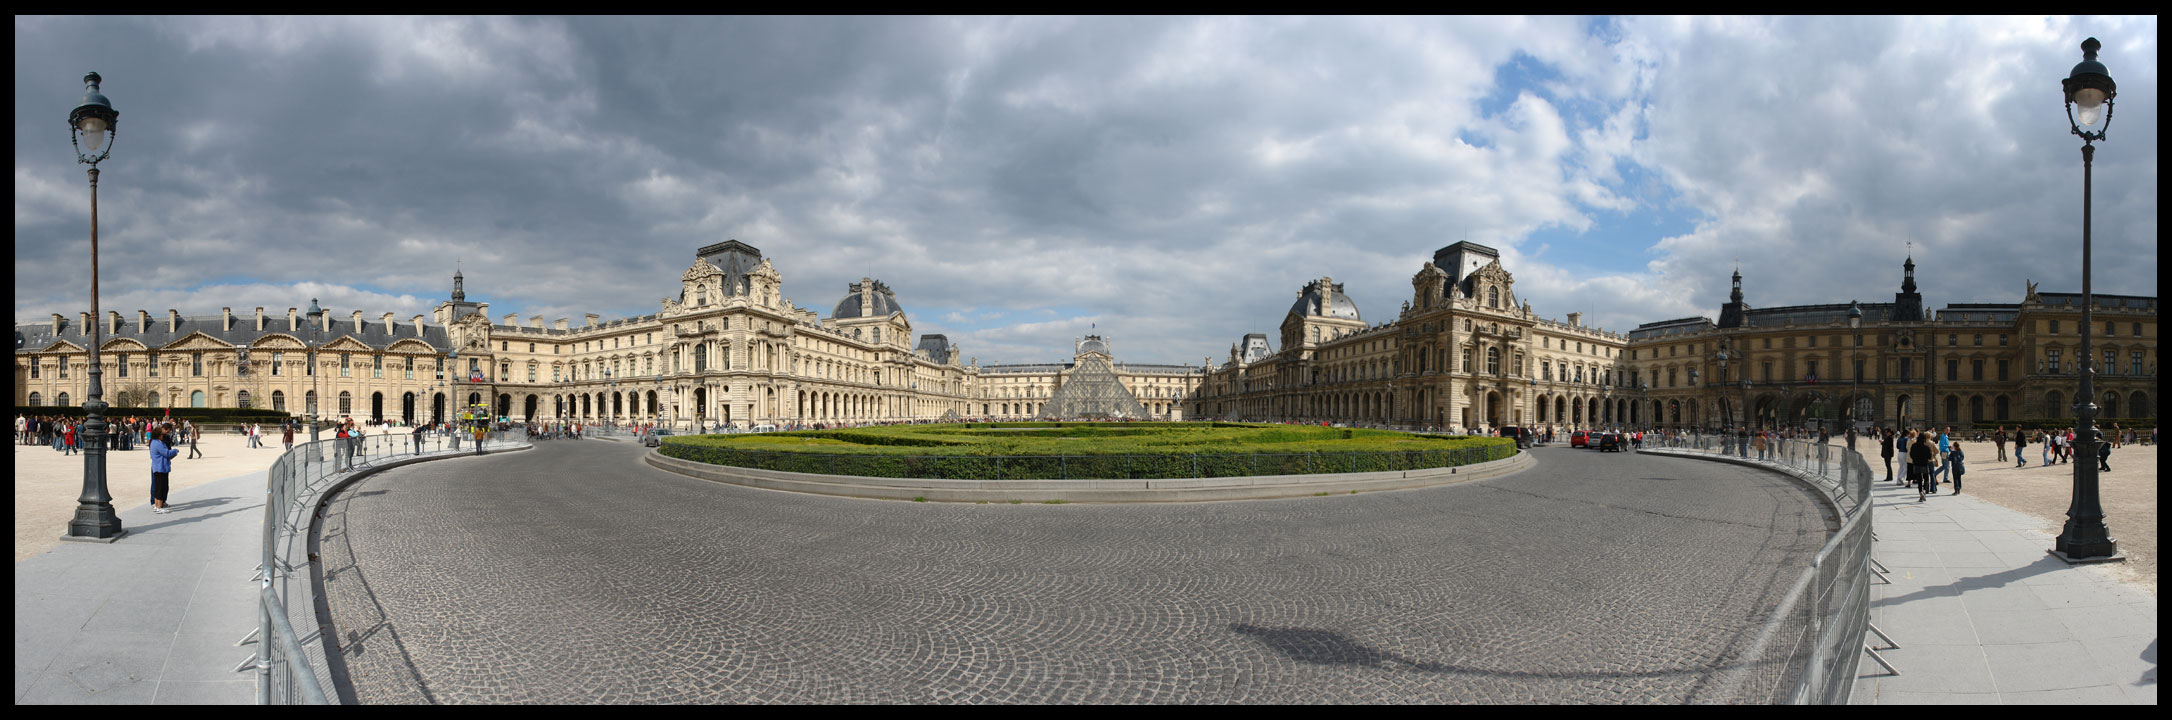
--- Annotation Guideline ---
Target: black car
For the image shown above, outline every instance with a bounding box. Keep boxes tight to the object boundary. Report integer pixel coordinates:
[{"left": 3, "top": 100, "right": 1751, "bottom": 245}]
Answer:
[
  {"left": 1497, "top": 425, "right": 1531, "bottom": 448},
  {"left": 1597, "top": 433, "right": 1623, "bottom": 452}
]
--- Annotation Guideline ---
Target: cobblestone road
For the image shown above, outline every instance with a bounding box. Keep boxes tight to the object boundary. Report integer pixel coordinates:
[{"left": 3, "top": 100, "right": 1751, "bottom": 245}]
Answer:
[{"left": 317, "top": 441, "right": 1831, "bottom": 703}]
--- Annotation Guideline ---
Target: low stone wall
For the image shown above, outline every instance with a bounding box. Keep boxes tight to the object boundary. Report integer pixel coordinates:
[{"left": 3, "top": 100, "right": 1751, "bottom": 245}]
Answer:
[{"left": 643, "top": 449, "right": 1533, "bottom": 503}]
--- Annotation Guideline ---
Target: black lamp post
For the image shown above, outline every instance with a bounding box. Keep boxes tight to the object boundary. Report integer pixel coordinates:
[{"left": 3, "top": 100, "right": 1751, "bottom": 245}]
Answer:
[
  {"left": 1849, "top": 300, "right": 1863, "bottom": 434},
  {"left": 64, "top": 72, "right": 124, "bottom": 543},
  {"left": 2053, "top": 37, "right": 2120, "bottom": 563}
]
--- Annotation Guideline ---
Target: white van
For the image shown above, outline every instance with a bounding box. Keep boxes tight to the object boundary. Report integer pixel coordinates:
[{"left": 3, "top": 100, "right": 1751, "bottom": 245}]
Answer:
[{"left": 750, "top": 424, "right": 778, "bottom": 433}]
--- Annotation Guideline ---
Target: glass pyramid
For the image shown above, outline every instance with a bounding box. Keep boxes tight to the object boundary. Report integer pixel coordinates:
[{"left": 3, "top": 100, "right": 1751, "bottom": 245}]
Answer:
[{"left": 1037, "top": 355, "right": 1151, "bottom": 420}]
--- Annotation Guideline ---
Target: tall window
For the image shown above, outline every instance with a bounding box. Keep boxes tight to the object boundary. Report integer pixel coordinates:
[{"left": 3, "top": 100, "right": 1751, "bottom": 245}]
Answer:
[
  {"left": 149, "top": 353, "right": 159, "bottom": 377},
  {"left": 31, "top": 362, "right": 39, "bottom": 379},
  {"left": 2047, "top": 349, "right": 2061, "bottom": 373},
  {"left": 373, "top": 354, "right": 383, "bottom": 378},
  {"left": 273, "top": 390, "right": 285, "bottom": 412},
  {"left": 2133, "top": 322, "right": 2143, "bottom": 337},
  {"left": 273, "top": 351, "right": 283, "bottom": 376},
  {"left": 1972, "top": 359, "right": 1984, "bottom": 380},
  {"left": 60, "top": 392, "right": 71, "bottom": 406},
  {"left": 1762, "top": 362, "right": 1773, "bottom": 382},
  {"left": 1486, "top": 347, "right": 1500, "bottom": 375},
  {"left": 528, "top": 364, "right": 537, "bottom": 382},
  {"left": 1807, "top": 359, "right": 1819, "bottom": 380},
  {"left": 1855, "top": 359, "right": 1865, "bottom": 381},
  {"left": 2050, "top": 320, "right": 2060, "bottom": 334},
  {"left": 1998, "top": 359, "right": 2010, "bottom": 381},
  {"left": 2133, "top": 352, "right": 2145, "bottom": 376},
  {"left": 405, "top": 356, "right": 415, "bottom": 379},
  {"left": 238, "top": 390, "right": 252, "bottom": 409},
  {"left": 1899, "top": 358, "right": 1911, "bottom": 381},
  {"left": 2103, "top": 350, "right": 2116, "bottom": 375},
  {"left": 339, "top": 391, "right": 352, "bottom": 415},
  {"left": 1947, "top": 359, "right": 1958, "bottom": 381},
  {"left": 193, "top": 352, "right": 204, "bottom": 376},
  {"left": 435, "top": 358, "right": 444, "bottom": 380},
  {"left": 1973, "top": 334, "right": 1982, "bottom": 346},
  {"left": 340, "top": 353, "right": 351, "bottom": 377}
]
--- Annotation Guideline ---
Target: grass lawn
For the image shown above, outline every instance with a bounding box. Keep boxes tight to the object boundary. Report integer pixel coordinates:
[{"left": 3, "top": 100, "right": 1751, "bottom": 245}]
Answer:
[{"left": 659, "top": 422, "right": 1515, "bottom": 480}]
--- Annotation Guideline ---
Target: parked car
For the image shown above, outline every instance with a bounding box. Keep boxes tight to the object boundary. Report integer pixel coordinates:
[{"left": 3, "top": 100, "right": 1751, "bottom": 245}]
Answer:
[
  {"left": 643, "top": 428, "right": 673, "bottom": 447},
  {"left": 1598, "top": 433, "right": 1623, "bottom": 452},
  {"left": 1570, "top": 431, "right": 1590, "bottom": 448},
  {"left": 1497, "top": 425, "right": 1530, "bottom": 448}
]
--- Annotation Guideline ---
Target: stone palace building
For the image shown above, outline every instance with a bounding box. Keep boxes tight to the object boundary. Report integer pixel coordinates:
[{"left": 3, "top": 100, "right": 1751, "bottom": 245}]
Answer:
[
  {"left": 1193, "top": 243, "right": 2154, "bottom": 432},
  {"left": 16, "top": 239, "right": 2155, "bottom": 432},
  {"left": 14, "top": 240, "right": 1201, "bottom": 429}
]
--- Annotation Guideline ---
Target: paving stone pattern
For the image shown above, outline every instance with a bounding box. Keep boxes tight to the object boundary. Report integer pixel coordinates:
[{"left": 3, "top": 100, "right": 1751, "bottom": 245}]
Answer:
[{"left": 318, "top": 442, "right": 1830, "bottom": 704}]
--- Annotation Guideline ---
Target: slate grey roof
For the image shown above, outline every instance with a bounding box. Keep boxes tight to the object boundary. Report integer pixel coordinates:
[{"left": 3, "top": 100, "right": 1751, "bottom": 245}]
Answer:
[
  {"left": 17, "top": 312, "right": 450, "bottom": 354},
  {"left": 1288, "top": 279, "right": 1362, "bottom": 321},
  {"left": 915, "top": 334, "right": 954, "bottom": 364},
  {"left": 834, "top": 282, "right": 905, "bottom": 319},
  {"left": 1742, "top": 302, "right": 1898, "bottom": 327},
  {"left": 980, "top": 363, "right": 1069, "bottom": 374},
  {"left": 2035, "top": 293, "right": 2156, "bottom": 310}
]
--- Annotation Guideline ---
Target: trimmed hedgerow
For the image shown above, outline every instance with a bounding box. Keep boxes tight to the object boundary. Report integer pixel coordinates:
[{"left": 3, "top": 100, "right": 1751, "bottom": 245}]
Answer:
[{"left": 658, "top": 422, "right": 1515, "bottom": 480}]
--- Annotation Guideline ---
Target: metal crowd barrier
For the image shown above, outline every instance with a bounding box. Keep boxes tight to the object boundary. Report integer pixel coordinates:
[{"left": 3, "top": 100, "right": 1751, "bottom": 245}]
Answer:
[
  {"left": 1646, "top": 432, "right": 1883, "bottom": 704},
  {"left": 658, "top": 444, "right": 1517, "bottom": 480},
  {"left": 248, "top": 429, "right": 524, "bottom": 704}
]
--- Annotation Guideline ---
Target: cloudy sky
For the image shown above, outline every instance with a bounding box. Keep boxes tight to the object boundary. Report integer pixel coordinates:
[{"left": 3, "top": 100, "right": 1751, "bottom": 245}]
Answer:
[{"left": 14, "top": 16, "right": 2159, "bottom": 366}]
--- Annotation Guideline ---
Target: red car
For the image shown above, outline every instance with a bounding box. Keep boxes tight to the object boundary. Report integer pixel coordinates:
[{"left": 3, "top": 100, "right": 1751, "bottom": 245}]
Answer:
[{"left": 1570, "top": 431, "right": 1590, "bottom": 448}]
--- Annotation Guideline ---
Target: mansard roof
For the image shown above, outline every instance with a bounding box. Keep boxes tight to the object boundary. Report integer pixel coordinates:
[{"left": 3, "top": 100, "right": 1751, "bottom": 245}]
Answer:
[{"left": 15, "top": 312, "right": 450, "bottom": 355}]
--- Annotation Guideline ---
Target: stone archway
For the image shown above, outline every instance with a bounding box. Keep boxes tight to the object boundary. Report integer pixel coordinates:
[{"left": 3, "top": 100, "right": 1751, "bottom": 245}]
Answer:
[{"left": 1484, "top": 391, "right": 1503, "bottom": 428}]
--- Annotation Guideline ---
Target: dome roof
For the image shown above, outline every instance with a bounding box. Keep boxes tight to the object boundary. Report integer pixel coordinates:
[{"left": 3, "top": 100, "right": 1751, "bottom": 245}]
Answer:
[
  {"left": 833, "top": 280, "right": 904, "bottom": 319},
  {"left": 1078, "top": 335, "right": 1110, "bottom": 356},
  {"left": 1289, "top": 278, "right": 1361, "bottom": 321}
]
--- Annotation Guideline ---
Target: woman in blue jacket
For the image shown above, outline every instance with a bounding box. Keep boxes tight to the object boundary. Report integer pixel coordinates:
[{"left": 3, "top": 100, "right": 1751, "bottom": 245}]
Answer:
[{"left": 149, "top": 427, "right": 179, "bottom": 514}]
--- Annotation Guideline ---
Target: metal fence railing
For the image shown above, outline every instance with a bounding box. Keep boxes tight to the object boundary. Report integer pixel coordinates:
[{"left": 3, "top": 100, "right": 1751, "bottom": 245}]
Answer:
[
  {"left": 1645, "top": 432, "right": 1882, "bottom": 704},
  {"left": 656, "top": 443, "right": 1518, "bottom": 481},
  {"left": 248, "top": 428, "right": 526, "bottom": 704}
]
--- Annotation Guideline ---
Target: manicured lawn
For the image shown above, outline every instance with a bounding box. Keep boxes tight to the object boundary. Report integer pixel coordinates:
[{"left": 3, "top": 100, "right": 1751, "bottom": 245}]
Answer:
[{"left": 658, "top": 422, "right": 1515, "bottom": 480}]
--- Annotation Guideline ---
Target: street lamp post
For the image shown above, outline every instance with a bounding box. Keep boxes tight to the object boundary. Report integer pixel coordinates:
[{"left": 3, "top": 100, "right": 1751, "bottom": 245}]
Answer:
[
  {"left": 64, "top": 71, "right": 125, "bottom": 542},
  {"left": 1849, "top": 301, "right": 1863, "bottom": 434},
  {"left": 2053, "top": 37, "right": 2120, "bottom": 563}
]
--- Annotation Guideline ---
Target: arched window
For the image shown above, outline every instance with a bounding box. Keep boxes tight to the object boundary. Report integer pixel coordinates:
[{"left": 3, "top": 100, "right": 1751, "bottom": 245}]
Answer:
[
  {"left": 59, "top": 392, "right": 71, "bottom": 406},
  {"left": 338, "top": 391, "right": 352, "bottom": 415},
  {"left": 273, "top": 390, "right": 286, "bottom": 412},
  {"left": 1487, "top": 287, "right": 1498, "bottom": 309},
  {"left": 26, "top": 392, "right": 40, "bottom": 406},
  {"left": 2041, "top": 391, "right": 2062, "bottom": 419},
  {"left": 2130, "top": 391, "right": 2150, "bottom": 419},
  {"left": 1486, "top": 347, "right": 1500, "bottom": 375},
  {"left": 150, "top": 392, "right": 161, "bottom": 408},
  {"left": 238, "top": 390, "right": 252, "bottom": 409},
  {"left": 190, "top": 390, "right": 205, "bottom": 408}
]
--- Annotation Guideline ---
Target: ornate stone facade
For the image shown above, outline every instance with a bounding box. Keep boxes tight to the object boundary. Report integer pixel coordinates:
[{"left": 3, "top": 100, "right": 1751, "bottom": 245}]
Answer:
[{"left": 1193, "top": 242, "right": 1630, "bottom": 431}]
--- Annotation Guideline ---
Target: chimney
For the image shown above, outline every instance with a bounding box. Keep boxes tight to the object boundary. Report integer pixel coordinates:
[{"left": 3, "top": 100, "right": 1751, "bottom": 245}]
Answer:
[
  {"left": 585, "top": 314, "right": 599, "bottom": 328},
  {"left": 138, "top": 310, "right": 150, "bottom": 334},
  {"left": 1566, "top": 312, "right": 1581, "bottom": 327},
  {"left": 413, "top": 314, "right": 426, "bottom": 337},
  {"left": 52, "top": 313, "right": 63, "bottom": 336},
  {"left": 352, "top": 310, "right": 363, "bottom": 334},
  {"left": 110, "top": 311, "right": 123, "bottom": 336},
  {"left": 384, "top": 313, "right": 397, "bottom": 335},
  {"left": 81, "top": 312, "right": 92, "bottom": 336},
  {"left": 478, "top": 302, "right": 489, "bottom": 320},
  {"left": 554, "top": 318, "right": 569, "bottom": 331},
  {"left": 256, "top": 307, "right": 266, "bottom": 332},
  {"left": 528, "top": 315, "right": 542, "bottom": 329},
  {"left": 322, "top": 309, "right": 332, "bottom": 334},
  {"left": 169, "top": 309, "right": 180, "bottom": 333},
  {"left": 222, "top": 307, "right": 232, "bottom": 332},
  {"left": 504, "top": 313, "right": 517, "bottom": 327},
  {"left": 287, "top": 308, "right": 297, "bottom": 332}
]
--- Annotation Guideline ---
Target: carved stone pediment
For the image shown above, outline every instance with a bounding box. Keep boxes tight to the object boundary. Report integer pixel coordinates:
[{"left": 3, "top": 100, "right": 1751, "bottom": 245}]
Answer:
[
  {"left": 321, "top": 336, "right": 374, "bottom": 352},
  {"left": 163, "top": 332, "right": 235, "bottom": 351},
  {"left": 683, "top": 261, "right": 722, "bottom": 282},
  {"left": 40, "top": 340, "right": 85, "bottom": 353},
  {"left": 387, "top": 338, "right": 436, "bottom": 353},
  {"left": 100, "top": 338, "right": 148, "bottom": 352},
  {"left": 250, "top": 334, "right": 307, "bottom": 349}
]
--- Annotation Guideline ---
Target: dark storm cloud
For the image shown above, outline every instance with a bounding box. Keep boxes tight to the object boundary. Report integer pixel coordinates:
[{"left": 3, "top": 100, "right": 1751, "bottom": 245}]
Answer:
[{"left": 15, "top": 16, "right": 2157, "bottom": 367}]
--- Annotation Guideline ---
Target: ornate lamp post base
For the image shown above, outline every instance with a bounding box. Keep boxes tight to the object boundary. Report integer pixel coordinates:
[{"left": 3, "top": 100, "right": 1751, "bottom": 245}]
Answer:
[{"left": 2048, "top": 547, "right": 2124, "bottom": 565}]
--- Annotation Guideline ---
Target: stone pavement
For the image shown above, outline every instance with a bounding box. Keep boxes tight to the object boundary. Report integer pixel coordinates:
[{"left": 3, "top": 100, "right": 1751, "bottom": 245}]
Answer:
[
  {"left": 324, "top": 443, "right": 1831, "bottom": 703},
  {"left": 14, "top": 433, "right": 524, "bottom": 705},
  {"left": 14, "top": 424, "right": 411, "bottom": 562},
  {"left": 1850, "top": 474, "right": 2157, "bottom": 704}
]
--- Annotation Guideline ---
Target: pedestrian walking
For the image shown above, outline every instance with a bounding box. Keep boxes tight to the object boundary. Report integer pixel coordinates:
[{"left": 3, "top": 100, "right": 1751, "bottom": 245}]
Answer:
[
  {"left": 412, "top": 422, "right": 426, "bottom": 455},
  {"left": 149, "top": 426, "right": 178, "bottom": 513},
  {"left": 1910, "top": 432, "right": 1936, "bottom": 502},
  {"left": 2097, "top": 431, "right": 2112, "bottom": 472},
  {"left": 63, "top": 422, "right": 79, "bottom": 456},
  {"left": 1881, "top": 428, "right": 1898, "bottom": 482},
  {"left": 1993, "top": 426, "right": 2007, "bottom": 462},
  {"left": 2013, "top": 427, "right": 2028, "bottom": 467},
  {"left": 186, "top": 421, "right": 203, "bottom": 459},
  {"left": 1949, "top": 442, "right": 1966, "bottom": 495},
  {"left": 2041, "top": 430, "right": 2053, "bottom": 465},
  {"left": 1932, "top": 429, "right": 1953, "bottom": 485},
  {"left": 282, "top": 422, "right": 295, "bottom": 453}
]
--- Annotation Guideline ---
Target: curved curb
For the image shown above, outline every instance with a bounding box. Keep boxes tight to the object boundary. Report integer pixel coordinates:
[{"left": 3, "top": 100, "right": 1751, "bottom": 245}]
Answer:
[{"left": 642, "top": 449, "right": 1533, "bottom": 503}]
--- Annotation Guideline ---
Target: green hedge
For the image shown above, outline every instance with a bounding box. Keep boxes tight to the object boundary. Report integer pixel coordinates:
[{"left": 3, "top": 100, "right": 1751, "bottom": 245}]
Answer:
[{"left": 658, "top": 422, "right": 1517, "bottom": 480}]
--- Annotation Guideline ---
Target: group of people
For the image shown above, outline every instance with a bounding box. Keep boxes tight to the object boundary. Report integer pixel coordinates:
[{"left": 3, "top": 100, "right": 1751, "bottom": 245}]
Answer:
[
  {"left": 1872, "top": 427, "right": 1970, "bottom": 503},
  {"left": 17, "top": 414, "right": 205, "bottom": 460},
  {"left": 1991, "top": 425, "right": 2118, "bottom": 472}
]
